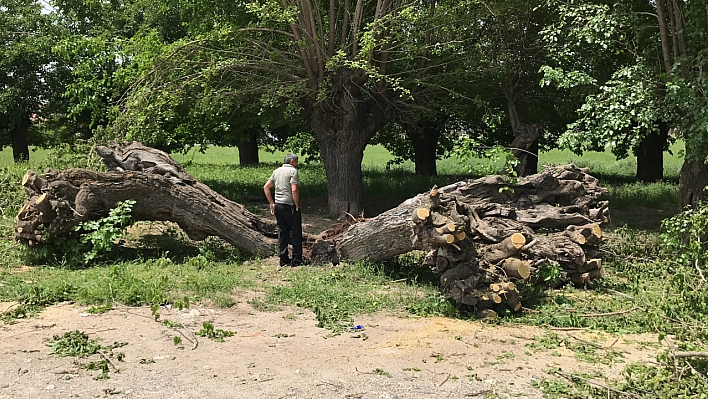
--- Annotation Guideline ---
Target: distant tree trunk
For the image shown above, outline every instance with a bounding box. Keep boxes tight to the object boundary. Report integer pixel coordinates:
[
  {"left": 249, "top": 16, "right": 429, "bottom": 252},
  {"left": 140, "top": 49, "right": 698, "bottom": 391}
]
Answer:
[
  {"left": 511, "top": 123, "right": 541, "bottom": 177},
  {"left": 237, "top": 135, "right": 259, "bottom": 165},
  {"left": 635, "top": 124, "right": 669, "bottom": 182},
  {"left": 11, "top": 116, "right": 30, "bottom": 163},
  {"left": 679, "top": 159, "right": 708, "bottom": 209},
  {"left": 411, "top": 129, "right": 440, "bottom": 176},
  {"left": 408, "top": 115, "right": 445, "bottom": 176}
]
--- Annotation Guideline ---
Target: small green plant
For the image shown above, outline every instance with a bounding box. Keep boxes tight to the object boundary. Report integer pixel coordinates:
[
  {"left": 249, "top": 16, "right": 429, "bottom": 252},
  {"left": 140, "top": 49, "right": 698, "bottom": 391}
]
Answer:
[
  {"left": 163, "top": 319, "right": 183, "bottom": 328},
  {"left": 87, "top": 305, "right": 112, "bottom": 314},
  {"left": 46, "top": 331, "right": 127, "bottom": 379},
  {"left": 536, "top": 261, "right": 563, "bottom": 284},
  {"left": 173, "top": 336, "right": 182, "bottom": 346},
  {"left": 73, "top": 199, "right": 136, "bottom": 264},
  {"left": 373, "top": 368, "right": 392, "bottom": 378},
  {"left": 197, "top": 322, "right": 234, "bottom": 342},
  {"left": 150, "top": 304, "right": 160, "bottom": 321}
]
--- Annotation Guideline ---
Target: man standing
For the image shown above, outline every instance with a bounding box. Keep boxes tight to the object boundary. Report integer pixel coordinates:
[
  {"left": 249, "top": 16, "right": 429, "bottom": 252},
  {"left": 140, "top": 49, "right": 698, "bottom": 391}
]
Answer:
[{"left": 264, "top": 153, "right": 303, "bottom": 266}]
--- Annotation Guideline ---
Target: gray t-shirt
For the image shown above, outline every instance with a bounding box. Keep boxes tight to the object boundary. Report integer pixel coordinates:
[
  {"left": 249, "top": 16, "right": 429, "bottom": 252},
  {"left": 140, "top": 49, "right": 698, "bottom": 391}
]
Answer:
[{"left": 268, "top": 164, "right": 299, "bottom": 206}]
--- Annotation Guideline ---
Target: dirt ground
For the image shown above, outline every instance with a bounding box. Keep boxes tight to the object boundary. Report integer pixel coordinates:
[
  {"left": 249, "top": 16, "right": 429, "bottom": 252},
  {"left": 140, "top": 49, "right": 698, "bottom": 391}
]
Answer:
[
  {"left": 0, "top": 297, "right": 662, "bottom": 399},
  {"left": 0, "top": 211, "right": 665, "bottom": 399}
]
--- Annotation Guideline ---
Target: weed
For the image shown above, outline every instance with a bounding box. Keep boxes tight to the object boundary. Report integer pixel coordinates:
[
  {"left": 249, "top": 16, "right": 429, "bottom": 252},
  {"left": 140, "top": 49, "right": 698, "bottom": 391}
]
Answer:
[
  {"left": 197, "top": 322, "right": 234, "bottom": 342},
  {"left": 373, "top": 368, "right": 392, "bottom": 378},
  {"left": 173, "top": 336, "right": 182, "bottom": 346},
  {"left": 163, "top": 319, "right": 183, "bottom": 328},
  {"left": 47, "top": 331, "right": 127, "bottom": 379}
]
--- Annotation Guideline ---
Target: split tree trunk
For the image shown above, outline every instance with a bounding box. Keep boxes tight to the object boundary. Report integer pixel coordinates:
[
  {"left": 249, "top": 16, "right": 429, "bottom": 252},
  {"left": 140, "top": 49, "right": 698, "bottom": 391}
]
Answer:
[
  {"left": 15, "top": 142, "right": 277, "bottom": 255},
  {"left": 15, "top": 143, "right": 611, "bottom": 316}
]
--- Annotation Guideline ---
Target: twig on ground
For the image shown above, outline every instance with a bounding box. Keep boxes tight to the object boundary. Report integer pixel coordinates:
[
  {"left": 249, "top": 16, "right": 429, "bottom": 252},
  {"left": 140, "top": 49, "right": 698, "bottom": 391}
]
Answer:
[
  {"left": 605, "top": 289, "right": 634, "bottom": 299},
  {"left": 554, "top": 370, "right": 642, "bottom": 399},
  {"left": 438, "top": 373, "right": 450, "bottom": 387},
  {"left": 672, "top": 351, "right": 708, "bottom": 359},
  {"left": 545, "top": 325, "right": 588, "bottom": 331},
  {"left": 579, "top": 307, "right": 642, "bottom": 318},
  {"left": 317, "top": 380, "right": 344, "bottom": 389},
  {"left": 568, "top": 334, "right": 605, "bottom": 349},
  {"left": 608, "top": 335, "right": 621, "bottom": 349}
]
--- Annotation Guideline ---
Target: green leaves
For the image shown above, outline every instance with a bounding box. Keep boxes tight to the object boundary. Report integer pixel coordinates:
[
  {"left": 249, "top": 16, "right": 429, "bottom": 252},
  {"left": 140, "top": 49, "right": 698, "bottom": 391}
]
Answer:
[{"left": 72, "top": 199, "right": 136, "bottom": 264}]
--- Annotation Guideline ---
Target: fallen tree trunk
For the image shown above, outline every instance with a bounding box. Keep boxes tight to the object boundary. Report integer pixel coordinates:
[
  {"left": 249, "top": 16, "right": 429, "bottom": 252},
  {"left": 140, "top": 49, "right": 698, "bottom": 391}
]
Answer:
[
  {"left": 312, "top": 164, "right": 609, "bottom": 311},
  {"left": 15, "top": 142, "right": 610, "bottom": 315},
  {"left": 15, "top": 142, "right": 277, "bottom": 255}
]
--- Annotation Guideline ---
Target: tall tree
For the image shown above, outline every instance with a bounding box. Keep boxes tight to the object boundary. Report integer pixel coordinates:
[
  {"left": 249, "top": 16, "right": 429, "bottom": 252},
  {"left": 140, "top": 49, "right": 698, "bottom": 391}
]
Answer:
[
  {"left": 118, "top": 0, "right": 471, "bottom": 217},
  {"left": 0, "top": 0, "right": 64, "bottom": 162},
  {"left": 540, "top": 0, "right": 683, "bottom": 183}
]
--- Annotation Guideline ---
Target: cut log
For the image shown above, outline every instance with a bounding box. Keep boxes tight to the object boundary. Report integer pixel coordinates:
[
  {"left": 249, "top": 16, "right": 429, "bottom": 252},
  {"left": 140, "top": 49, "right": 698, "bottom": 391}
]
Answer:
[
  {"left": 412, "top": 207, "right": 431, "bottom": 223},
  {"left": 435, "top": 223, "right": 457, "bottom": 235},
  {"left": 499, "top": 258, "right": 532, "bottom": 280},
  {"left": 483, "top": 233, "right": 526, "bottom": 264}
]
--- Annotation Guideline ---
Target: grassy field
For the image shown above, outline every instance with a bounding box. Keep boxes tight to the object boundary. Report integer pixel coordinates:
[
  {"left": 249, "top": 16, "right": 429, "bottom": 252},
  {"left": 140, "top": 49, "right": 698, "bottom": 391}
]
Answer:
[{"left": 0, "top": 141, "right": 706, "bottom": 398}]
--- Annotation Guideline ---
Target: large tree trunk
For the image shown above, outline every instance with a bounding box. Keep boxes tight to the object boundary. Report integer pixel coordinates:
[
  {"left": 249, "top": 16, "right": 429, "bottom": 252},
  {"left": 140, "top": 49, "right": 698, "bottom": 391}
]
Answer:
[
  {"left": 237, "top": 135, "right": 259, "bottom": 165},
  {"left": 11, "top": 116, "right": 30, "bottom": 163},
  {"left": 679, "top": 159, "right": 708, "bottom": 209},
  {"left": 511, "top": 123, "right": 541, "bottom": 177},
  {"left": 318, "top": 134, "right": 367, "bottom": 218},
  {"left": 15, "top": 142, "right": 277, "bottom": 255},
  {"left": 310, "top": 84, "right": 393, "bottom": 218},
  {"left": 635, "top": 125, "right": 669, "bottom": 182}
]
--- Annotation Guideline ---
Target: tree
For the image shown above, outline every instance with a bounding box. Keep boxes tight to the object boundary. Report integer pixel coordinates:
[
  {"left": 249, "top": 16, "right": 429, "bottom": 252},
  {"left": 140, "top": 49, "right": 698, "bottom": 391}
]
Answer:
[
  {"left": 539, "top": 1, "right": 684, "bottom": 183},
  {"left": 0, "top": 0, "right": 65, "bottom": 162},
  {"left": 372, "top": 112, "right": 455, "bottom": 176},
  {"left": 118, "top": 0, "right": 477, "bottom": 217}
]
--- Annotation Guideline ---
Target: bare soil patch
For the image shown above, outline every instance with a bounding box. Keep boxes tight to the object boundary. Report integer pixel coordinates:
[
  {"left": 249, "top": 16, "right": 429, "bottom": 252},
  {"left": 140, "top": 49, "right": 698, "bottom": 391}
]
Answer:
[{"left": 1, "top": 297, "right": 661, "bottom": 399}]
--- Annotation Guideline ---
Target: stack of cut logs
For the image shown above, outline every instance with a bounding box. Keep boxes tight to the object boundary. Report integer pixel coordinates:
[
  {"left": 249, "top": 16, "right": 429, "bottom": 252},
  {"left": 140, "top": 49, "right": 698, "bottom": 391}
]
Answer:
[{"left": 402, "top": 165, "right": 608, "bottom": 318}]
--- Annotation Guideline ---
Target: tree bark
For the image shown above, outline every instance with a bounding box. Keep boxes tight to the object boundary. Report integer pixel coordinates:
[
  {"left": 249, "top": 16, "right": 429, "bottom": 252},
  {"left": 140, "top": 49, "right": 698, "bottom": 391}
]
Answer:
[
  {"left": 11, "top": 115, "right": 30, "bottom": 163},
  {"left": 15, "top": 142, "right": 277, "bottom": 255},
  {"left": 409, "top": 117, "right": 442, "bottom": 176},
  {"left": 237, "top": 135, "right": 259, "bottom": 165},
  {"left": 511, "top": 123, "right": 541, "bottom": 177},
  {"left": 635, "top": 124, "right": 668, "bottom": 183},
  {"left": 679, "top": 159, "right": 708, "bottom": 209}
]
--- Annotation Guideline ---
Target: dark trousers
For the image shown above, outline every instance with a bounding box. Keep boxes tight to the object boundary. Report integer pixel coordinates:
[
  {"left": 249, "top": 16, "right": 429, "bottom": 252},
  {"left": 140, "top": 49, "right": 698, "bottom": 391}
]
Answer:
[{"left": 274, "top": 203, "right": 302, "bottom": 265}]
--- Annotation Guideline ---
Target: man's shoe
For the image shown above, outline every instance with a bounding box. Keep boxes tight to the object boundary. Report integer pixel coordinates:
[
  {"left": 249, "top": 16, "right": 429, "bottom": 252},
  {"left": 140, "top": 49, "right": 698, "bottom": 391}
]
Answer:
[
  {"left": 279, "top": 258, "right": 292, "bottom": 267},
  {"left": 290, "top": 260, "right": 304, "bottom": 267}
]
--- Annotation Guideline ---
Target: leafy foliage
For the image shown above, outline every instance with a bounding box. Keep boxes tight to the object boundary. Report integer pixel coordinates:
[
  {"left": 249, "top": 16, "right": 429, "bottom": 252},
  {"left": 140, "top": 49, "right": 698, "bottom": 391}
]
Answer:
[{"left": 74, "top": 199, "right": 136, "bottom": 264}]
